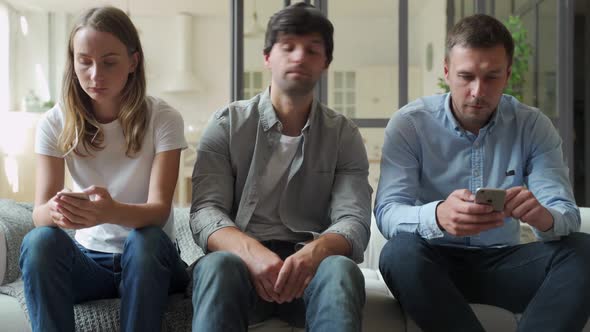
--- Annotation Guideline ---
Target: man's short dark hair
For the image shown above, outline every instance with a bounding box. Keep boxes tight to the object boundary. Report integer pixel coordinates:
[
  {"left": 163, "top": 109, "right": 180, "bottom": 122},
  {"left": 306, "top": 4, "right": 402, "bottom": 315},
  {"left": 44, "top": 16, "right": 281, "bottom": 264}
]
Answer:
[
  {"left": 446, "top": 14, "right": 514, "bottom": 65},
  {"left": 263, "top": 2, "right": 334, "bottom": 65}
]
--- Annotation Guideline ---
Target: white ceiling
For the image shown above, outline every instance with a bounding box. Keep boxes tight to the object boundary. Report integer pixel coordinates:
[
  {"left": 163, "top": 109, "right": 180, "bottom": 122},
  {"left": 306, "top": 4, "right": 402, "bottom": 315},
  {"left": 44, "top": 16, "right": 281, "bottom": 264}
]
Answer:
[
  {"left": 5, "top": 0, "right": 573, "bottom": 18},
  {"left": 4, "top": 0, "right": 405, "bottom": 18},
  {"left": 4, "top": 0, "right": 229, "bottom": 16}
]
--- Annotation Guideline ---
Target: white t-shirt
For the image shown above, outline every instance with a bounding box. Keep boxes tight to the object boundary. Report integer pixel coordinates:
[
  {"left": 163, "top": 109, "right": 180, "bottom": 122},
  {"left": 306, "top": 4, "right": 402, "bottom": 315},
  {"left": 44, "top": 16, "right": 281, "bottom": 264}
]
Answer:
[
  {"left": 35, "top": 96, "right": 187, "bottom": 253},
  {"left": 246, "top": 133, "right": 306, "bottom": 242}
]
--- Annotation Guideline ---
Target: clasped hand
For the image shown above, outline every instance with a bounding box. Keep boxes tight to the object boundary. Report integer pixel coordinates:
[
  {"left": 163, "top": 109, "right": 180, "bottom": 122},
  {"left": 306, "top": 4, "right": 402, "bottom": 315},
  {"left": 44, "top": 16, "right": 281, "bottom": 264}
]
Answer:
[
  {"left": 247, "top": 243, "right": 321, "bottom": 304},
  {"left": 49, "top": 186, "right": 115, "bottom": 229}
]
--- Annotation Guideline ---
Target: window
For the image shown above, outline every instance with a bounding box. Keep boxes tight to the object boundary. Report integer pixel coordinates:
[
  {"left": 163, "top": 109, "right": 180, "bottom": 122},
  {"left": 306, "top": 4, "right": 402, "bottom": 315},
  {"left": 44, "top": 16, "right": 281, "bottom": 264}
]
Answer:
[
  {"left": 0, "top": 3, "right": 9, "bottom": 112},
  {"left": 332, "top": 71, "right": 356, "bottom": 118},
  {"left": 243, "top": 71, "right": 264, "bottom": 99}
]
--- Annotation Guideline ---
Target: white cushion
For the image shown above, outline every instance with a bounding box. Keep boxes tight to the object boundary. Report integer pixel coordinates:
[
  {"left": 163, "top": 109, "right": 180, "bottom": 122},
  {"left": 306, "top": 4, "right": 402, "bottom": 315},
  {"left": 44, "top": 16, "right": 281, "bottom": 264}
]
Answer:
[
  {"left": 248, "top": 269, "right": 404, "bottom": 332},
  {"left": 359, "top": 215, "right": 387, "bottom": 270},
  {"left": 580, "top": 207, "right": 590, "bottom": 234},
  {"left": 0, "top": 294, "right": 30, "bottom": 332}
]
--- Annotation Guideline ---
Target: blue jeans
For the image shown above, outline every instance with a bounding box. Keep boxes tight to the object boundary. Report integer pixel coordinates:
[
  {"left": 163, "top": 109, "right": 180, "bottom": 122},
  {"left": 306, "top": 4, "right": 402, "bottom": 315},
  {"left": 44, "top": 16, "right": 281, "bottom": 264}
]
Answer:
[
  {"left": 19, "top": 226, "right": 190, "bottom": 332},
  {"left": 191, "top": 241, "right": 365, "bottom": 332},
  {"left": 379, "top": 232, "right": 590, "bottom": 332}
]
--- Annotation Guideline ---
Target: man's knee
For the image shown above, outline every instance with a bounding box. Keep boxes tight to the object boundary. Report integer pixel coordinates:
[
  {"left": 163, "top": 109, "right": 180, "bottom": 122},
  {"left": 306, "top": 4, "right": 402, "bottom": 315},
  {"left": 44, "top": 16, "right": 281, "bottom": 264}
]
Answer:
[
  {"left": 562, "top": 232, "right": 590, "bottom": 250},
  {"left": 558, "top": 232, "right": 590, "bottom": 278},
  {"left": 317, "top": 255, "right": 364, "bottom": 286},
  {"left": 193, "top": 251, "right": 250, "bottom": 293},
  {"left": 308, "top": 255, "right": 365, "bottom": 305},
  {"left": 379, "top": 232, "right": 429, "bottom": 274}
]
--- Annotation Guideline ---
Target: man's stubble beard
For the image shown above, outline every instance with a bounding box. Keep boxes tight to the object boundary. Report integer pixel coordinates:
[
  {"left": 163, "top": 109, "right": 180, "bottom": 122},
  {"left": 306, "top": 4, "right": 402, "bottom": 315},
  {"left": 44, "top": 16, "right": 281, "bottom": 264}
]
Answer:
[{"left": 279, "top": 78, "right": 317, "bottom": 98}]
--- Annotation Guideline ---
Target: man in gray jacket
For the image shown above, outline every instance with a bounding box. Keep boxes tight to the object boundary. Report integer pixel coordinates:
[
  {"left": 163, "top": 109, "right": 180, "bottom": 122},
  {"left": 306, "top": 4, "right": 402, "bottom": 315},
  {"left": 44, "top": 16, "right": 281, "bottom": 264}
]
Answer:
[{"left": 189, "top": 3, "right": 371, "bottom": 332}]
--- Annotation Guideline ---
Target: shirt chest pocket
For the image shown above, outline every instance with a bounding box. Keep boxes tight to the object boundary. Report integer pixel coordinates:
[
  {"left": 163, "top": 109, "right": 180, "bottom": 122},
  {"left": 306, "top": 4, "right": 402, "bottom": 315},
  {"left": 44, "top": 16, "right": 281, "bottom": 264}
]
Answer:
[{"left": 498, "top": 166, "right": 524, "bottom": 189}]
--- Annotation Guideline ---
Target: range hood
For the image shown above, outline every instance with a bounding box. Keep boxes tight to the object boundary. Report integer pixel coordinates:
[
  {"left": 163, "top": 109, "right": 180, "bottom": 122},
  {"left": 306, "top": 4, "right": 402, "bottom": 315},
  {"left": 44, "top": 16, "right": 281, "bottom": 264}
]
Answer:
[{"left": 165, "top": 13, "right": 201, "bottom": 93}]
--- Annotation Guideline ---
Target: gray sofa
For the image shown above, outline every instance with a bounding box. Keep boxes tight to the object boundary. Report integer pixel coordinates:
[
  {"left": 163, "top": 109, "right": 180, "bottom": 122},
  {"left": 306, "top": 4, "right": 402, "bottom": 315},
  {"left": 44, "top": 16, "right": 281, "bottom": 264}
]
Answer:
[{"left": 0, "top": 199, "right": 588, "bottom": 331}]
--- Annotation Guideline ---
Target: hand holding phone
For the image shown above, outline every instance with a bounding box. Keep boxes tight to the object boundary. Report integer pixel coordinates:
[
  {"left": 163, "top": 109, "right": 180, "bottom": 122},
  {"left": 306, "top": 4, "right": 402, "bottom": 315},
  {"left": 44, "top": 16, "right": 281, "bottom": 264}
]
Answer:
[
  {"left": 474, "top": 188, "right": 506, "bottom": 212},
  {"left": 57, "top": 191, "right": 90, "bottom": 200}
]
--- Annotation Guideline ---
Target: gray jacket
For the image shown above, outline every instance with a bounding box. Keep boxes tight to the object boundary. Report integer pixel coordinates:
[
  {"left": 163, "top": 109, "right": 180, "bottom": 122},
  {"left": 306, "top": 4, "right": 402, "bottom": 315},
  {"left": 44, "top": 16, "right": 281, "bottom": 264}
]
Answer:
[{"left": 189, "top": 88, "right": 372, "bottom": 263}]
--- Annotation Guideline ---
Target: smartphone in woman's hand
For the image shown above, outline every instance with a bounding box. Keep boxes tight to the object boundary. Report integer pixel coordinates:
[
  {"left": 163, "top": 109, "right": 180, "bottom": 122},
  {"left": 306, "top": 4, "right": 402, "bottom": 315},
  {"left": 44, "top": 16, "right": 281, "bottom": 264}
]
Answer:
[{"left": 58, "top": 191, "right": 90, "bottom": 200}]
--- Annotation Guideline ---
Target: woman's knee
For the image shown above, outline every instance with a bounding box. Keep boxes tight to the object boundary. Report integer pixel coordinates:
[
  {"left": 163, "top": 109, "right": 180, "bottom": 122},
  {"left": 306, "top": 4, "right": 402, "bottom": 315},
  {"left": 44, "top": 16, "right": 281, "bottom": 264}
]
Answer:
[
  {"left": 20, "top": 227, "right": 71, "bottom": 268},
  {"left": 124, "top": 226, "right": 172, "bottom": 258},
  {"left": 125, "top": 226, "right": 167, "bottom": 249},
  {"left": 122, "top": 226, "right": 176, "bottom": 271},
  {"left": 21, "top": 227, "right": 71, "bottom": 254}
]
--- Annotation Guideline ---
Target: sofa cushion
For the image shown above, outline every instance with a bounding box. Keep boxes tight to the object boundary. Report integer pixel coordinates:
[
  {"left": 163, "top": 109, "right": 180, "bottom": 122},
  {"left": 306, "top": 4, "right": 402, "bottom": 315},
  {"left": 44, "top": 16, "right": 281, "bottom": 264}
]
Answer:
[
  {"left": 0, "top": 227, "right": 6, "bottom": 285},
  {"left": 0, "top": 293, "right": 30, "bottom": 332},
  {"left": 0, "top": 200, "right": 34, "bottom": 285}
]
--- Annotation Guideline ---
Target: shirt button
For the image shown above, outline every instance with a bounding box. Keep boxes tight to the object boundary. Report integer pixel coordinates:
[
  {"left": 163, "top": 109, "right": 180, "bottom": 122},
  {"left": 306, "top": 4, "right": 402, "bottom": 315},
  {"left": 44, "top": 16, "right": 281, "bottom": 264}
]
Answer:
[
  {"left": 474, "top": 142, "right": 479, "bottom": 148},
  {"left": 473, "top": 170, "right": 480, "bottom": 177}
]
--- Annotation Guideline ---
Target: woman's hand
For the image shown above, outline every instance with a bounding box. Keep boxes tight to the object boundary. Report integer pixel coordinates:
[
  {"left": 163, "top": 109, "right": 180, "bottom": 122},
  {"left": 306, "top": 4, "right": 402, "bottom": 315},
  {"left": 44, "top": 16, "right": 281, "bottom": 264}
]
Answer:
[
  {"left": 55, "top": 186, "right": 116, "bottom": 228},
  {"left": 48, "top": 194, "right": 85, "bottom": 229}
]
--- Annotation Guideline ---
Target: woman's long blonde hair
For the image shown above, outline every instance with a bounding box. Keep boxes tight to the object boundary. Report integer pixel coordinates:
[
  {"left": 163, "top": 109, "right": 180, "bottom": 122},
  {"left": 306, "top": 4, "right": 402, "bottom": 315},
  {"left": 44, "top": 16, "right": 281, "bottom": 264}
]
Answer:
[{"left": 59, "top": 6, "right": 147, "bottom": 157}]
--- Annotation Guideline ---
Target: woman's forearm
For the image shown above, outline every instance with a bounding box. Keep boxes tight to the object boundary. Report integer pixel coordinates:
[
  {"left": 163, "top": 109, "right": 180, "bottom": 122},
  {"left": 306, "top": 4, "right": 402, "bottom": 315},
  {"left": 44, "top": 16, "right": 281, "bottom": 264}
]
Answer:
[{"left": 107, "top": 201, "right": 172, "bottom": 228}]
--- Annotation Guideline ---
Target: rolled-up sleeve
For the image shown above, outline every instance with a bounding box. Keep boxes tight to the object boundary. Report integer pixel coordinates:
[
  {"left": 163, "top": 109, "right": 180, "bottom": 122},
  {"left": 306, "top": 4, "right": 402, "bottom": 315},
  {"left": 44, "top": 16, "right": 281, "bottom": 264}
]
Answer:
[
  {"left": 322, "top": 123, "right": 372, "bottom": 263},
  {"left": 189, "top": 109, "right": 239, "bottom": 251}
]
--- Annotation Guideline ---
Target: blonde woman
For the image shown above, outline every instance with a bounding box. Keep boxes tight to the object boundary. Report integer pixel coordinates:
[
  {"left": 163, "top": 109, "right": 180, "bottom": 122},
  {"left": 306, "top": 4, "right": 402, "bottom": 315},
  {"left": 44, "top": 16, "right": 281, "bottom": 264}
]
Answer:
[{"left": 19, "top": 6, "right": 189, "bottom": 332}]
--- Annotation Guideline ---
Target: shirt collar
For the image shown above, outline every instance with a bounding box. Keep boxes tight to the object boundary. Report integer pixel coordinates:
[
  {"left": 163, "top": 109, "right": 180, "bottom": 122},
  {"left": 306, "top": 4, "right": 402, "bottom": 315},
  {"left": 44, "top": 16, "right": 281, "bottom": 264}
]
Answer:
[
  {"left": 258, "top": 87, "right": 280, "bottom": 132},
  {"left": 258, "top": 86, "right": 316, "bottom": 134},
  {"left": 443, "top": 93, "right": 504, "bottom": 135},
  {"left": 443, "top": 93, "right": 462, "bottom": 134},
  {"left": 487, "top": 96, "right": 505, "bottom": 131}
]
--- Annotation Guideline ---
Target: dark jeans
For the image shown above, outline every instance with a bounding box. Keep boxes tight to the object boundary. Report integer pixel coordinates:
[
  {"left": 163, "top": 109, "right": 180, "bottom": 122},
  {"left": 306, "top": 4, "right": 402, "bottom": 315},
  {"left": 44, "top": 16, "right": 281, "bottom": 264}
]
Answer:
[
  {"left": 379, "top": 232, "right": 590, "bottom": 332},
  {"left": 19, "top": 226, "right": 190, "bottom": 332},
  {"left": 191, "top": 240, "right": 365, "bottom": 332}
]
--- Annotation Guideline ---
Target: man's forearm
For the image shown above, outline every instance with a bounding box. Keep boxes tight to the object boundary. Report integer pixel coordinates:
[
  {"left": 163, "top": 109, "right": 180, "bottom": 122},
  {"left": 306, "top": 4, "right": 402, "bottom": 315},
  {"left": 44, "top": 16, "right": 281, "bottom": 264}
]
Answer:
[
  {"left": 305, "top": 233, "right": 351, "bottom": 261},
  {"left": 208, "top": 226, "right": 267, "bottom": 261}
]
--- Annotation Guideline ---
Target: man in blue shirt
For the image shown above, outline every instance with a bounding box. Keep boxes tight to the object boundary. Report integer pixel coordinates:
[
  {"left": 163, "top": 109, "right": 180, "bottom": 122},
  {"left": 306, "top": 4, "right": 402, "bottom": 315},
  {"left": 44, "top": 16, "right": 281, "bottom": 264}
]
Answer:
[{"left": 376, "top": 14, "right": 590, "bottom": 331}]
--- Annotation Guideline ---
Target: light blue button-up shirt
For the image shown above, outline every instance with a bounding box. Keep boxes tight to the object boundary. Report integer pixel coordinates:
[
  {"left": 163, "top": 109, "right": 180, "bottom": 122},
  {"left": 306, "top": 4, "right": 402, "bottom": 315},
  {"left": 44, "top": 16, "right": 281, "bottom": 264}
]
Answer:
[{"left": 375, "top": 93, "right": 580, "bottom": 247}]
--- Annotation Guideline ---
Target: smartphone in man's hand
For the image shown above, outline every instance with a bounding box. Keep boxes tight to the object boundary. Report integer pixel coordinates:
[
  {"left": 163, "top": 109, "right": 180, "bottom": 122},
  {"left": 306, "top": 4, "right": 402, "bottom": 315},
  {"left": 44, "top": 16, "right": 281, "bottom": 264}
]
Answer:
[{"left": 474, "top": 188, "right": 506, "bottom": 212}]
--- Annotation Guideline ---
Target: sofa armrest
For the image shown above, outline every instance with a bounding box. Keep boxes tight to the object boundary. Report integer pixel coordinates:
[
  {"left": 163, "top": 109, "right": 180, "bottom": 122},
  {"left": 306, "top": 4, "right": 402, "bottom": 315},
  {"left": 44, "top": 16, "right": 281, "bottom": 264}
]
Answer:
[
  {"left": 0, "top": 228, "right": 6, "bottom": 285},
  {"left": 0, "top": 200, "right": 34, "bottom": 285},
  {"left": 359, "top": 214, "right": 387, "bottom": 270},
  {"left": 579, "top": 207, "right": 590, "bottom": 234}
]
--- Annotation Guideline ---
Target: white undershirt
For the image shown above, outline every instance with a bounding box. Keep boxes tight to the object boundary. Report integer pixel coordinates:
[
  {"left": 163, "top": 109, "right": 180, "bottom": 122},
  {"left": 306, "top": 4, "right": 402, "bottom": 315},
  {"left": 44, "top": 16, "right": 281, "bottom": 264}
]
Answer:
[{"left": 246, "top": 133, "right": 303, "bottom": 241}]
